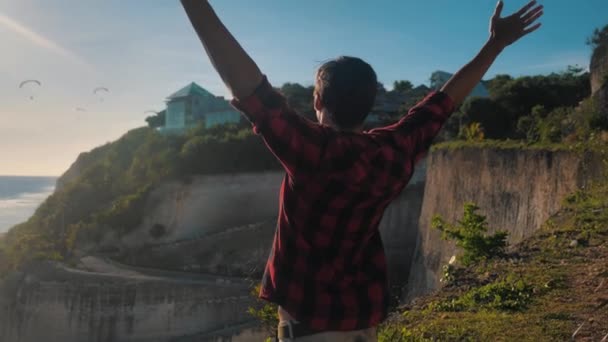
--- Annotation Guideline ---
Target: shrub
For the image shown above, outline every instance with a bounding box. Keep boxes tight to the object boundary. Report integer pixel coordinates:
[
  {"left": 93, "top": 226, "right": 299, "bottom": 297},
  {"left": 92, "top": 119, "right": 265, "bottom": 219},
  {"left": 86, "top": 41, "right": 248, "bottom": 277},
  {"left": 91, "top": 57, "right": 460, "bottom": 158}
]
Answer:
[
  {"left": 430, "top": 277, "right": 533, "bottom": 312},
  {"left": 247, "top": 284, "right": 278, "bottom": 339},
  {"left": 460, "top": 122, "right": 485, "bottom": 142},
  {"left": 516, "top": 115, "right": 538, "bottom": 142},
  {"left": 587, "top": 24, "right": 608, "bottom": 50},
  {"left": 432, "top": 202, "right": 508, "bottom": 266}
]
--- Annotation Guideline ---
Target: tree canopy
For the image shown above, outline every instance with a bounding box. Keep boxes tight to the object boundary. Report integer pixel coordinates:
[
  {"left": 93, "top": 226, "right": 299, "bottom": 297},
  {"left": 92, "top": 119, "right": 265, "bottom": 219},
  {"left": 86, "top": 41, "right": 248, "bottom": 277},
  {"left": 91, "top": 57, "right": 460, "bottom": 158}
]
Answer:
[
  {"left": 588, "top": 24, "right": 608, "bottom": 50},
  {"left": 449, "top": 68, "right": 591, "bottom": 140},
  {"left": 145, "top": 110, "right": 165, "bottom": 128},
  {"left": 393, "top": 80, "right": 414, "bottom": 93}
]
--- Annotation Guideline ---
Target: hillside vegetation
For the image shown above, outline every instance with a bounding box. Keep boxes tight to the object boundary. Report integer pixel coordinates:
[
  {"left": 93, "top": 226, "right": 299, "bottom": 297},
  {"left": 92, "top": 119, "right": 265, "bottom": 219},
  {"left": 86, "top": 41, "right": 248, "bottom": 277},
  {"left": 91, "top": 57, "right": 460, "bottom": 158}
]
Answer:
[
  {"left": 378, "top": 177, "right": 608, "bottom": 341},
  {"left": 1, "top": 24, "right": 606, "bottom": 281},
  {"left": 0, "top": 123, "right": 281, "bottom": 275},
  {"left": 0, "top": 66, "right": 600, "bottom": 276}
]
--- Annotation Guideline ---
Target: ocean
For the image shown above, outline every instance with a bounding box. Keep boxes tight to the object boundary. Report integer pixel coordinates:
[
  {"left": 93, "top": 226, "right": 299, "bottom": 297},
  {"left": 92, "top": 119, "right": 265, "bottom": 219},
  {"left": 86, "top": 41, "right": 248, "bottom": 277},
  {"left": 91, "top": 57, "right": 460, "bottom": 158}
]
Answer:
[{"left": 0, "top": 176, "right": 57, "bottom": 233}]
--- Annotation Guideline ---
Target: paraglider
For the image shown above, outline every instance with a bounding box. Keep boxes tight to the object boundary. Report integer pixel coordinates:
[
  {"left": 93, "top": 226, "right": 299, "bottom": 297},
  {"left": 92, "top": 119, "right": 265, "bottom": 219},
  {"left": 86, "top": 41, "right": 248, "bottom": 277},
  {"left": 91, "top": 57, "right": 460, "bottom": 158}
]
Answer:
[
  {"left": 93, "top": 87, "right": 109, "bottom": 102},
  {"left": 19, "top": 80, "right": 41, "bottom": 88},
  {"left": 19, "top": 79, "right": 41, "bottom": 100},
  {"left": 75, "top": 107, "right": 87, "bottom": 112}
]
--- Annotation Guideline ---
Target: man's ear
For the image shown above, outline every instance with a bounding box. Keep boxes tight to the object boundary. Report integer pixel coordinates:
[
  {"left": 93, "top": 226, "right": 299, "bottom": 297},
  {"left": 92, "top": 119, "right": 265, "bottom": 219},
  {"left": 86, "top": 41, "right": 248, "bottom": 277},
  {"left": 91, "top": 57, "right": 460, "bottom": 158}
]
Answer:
[{"left": 314, "top": 93, "right": 323, "bottom": 112}]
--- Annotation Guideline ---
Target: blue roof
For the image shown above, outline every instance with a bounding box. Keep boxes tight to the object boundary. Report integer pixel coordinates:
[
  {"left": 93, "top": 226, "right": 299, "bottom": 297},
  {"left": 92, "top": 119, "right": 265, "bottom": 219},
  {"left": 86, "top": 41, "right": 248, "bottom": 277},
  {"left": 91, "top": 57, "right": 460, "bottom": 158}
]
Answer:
[{"left": 167, "top": 82, "right": 215, "bottom": 100}]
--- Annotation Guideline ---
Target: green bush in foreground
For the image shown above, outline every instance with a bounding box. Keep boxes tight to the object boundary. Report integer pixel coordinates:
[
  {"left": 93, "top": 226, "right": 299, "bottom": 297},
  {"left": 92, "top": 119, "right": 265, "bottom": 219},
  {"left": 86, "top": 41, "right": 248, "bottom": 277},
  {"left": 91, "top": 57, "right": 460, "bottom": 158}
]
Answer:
[
  {"left": 432, "top": 202, "right": 508, "bottom": 266},
  {"left": 247, "top": 284, "right": 278, "bottom": 339},
  {"left": 429, "top": 277, "right": 533, "bottom": 312}
]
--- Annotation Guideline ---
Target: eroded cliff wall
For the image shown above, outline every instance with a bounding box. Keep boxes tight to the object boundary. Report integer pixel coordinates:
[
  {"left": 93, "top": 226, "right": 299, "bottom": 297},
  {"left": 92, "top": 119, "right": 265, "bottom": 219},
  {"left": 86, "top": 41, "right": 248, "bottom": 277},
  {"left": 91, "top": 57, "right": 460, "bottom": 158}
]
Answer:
[
  {"left": 123, "top": 167, "right": 426, "bottom": 288},
  {"left": 0, "top": 262, "right": 255, "bottom": 342},
  {"left": 406, "top": 147, "right": 603, "bottom": 300}
]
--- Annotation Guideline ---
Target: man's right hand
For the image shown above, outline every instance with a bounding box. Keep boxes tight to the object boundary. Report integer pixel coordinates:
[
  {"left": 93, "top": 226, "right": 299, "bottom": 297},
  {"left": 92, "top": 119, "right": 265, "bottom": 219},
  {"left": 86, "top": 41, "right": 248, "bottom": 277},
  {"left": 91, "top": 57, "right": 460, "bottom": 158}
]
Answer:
[
  {"left": 489, "top": 0, "right": 544, "bottom": 49},
  {"left": 181, "top": 0, "right": 263, "bottom": 100},
  {"left": 439, "top": 0, "right": 544, "bottom": 106}
]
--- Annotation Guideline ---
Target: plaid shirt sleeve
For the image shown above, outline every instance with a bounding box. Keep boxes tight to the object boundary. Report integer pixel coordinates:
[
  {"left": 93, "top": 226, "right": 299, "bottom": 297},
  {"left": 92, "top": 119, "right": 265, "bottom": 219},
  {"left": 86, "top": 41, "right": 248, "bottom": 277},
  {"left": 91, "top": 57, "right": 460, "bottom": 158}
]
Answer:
[
  {"left": 231, "top": 76, "right": 327, "bottom": 179},
  {"left": 369, "top": 91, "right": 455, "bottom": 163}
]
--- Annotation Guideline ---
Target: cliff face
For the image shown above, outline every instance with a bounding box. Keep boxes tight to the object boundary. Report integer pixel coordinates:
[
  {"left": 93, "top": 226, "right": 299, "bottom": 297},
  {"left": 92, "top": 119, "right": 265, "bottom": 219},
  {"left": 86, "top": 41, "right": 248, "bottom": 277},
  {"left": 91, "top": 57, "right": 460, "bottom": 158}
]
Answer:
[
  {"left": 122, "top": 166, "right": 427, "bottom": 287},
  {"left": 120, "top": 220, "right": 276, "bottom": 278},
  {"left": 0, "top": 262, "right": 255, "bottom": 342},
  {"left": 591, "top": 42, "right": 608, "bottom": 95},
  {"left": 1, "top": 167, "right": 427, "bottom": 341},
  {"left": 591, "top": 41, "right": 608, "bottom": 119},
  {"left": 6, "top": 145, "right": 604, "bottom": 340},
  {"left": 120, "top": 171, "right": 283, "bottom": 248},
  {"left": 406, "top": 147, "right": 604, "bottom": 300},
  {"left": 378, "top": 162, "right": 426, "bottom": 290}
]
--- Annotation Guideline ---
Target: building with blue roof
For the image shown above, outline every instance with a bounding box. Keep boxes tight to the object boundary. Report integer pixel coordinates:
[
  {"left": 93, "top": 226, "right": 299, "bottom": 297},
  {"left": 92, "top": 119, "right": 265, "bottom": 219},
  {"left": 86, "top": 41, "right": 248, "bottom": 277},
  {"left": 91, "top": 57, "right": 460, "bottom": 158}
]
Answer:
[{"left": 430, "top": 70, "right": 490, "bottom": 98}]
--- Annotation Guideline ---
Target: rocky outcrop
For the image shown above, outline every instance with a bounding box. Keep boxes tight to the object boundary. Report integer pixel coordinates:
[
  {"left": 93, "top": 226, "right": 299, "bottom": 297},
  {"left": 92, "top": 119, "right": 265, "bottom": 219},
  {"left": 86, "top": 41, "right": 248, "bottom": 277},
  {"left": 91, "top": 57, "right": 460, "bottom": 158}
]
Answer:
[
  {"left": 591, "top": 40, "right": 608, "bottom": 117},
  {"left": 405, "top": 147, "right": 604, "bottom": 300},
  {"left": 591, "top": 42, "right": 608, "bottom": 95}
]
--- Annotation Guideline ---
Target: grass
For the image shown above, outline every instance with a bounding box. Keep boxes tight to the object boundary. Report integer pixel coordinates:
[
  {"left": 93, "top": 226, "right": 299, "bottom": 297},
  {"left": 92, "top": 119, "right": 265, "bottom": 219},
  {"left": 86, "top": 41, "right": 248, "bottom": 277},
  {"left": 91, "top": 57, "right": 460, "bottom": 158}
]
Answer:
[
  {"left": 379, "top": 179, "right": 608, "bottom": 341},
  {"left": 431, "top": 138, "right": 608, "bottom": 154},
  {"left": 432, "top": 139, "right": 570, "bottom": 152}
]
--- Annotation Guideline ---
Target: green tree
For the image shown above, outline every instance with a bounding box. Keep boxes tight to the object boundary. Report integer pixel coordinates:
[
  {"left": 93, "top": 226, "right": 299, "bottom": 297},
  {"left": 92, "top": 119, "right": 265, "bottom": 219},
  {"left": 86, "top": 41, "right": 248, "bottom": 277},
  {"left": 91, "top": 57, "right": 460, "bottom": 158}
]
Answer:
[
  {"left": 280, "top": 83, "right": 315, "bottom": 120},
  {"left": 486, "top": 74, "right": 513, "bottom": 97},
  {"left": 460, "top": 97, "right": 510, "bottom": 138},
  {"left": 537, "top": 107, "right": 573, "bottom": 143},
  {"left": 477, "top": 70, "right": 590, "bottom": 141},
  {"left": 145, "top": 110, "right": 166, "bottom": 128},
  {"left": 587, "top": 24, "right": 608, "bottom": 50},
  {"left": 393, "top": 80, "right": 414, "bottom": 93},
  {"left": 516, "top": 115, "right": 538, "bottom": 142}
]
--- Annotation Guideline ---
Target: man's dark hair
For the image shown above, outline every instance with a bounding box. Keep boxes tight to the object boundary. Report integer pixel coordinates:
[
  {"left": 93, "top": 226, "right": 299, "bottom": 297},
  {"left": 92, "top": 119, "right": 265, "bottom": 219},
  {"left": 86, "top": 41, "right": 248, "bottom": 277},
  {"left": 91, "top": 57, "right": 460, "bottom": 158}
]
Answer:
[{"left": 315, "top": 56, "right": 377, "bottom": 130}]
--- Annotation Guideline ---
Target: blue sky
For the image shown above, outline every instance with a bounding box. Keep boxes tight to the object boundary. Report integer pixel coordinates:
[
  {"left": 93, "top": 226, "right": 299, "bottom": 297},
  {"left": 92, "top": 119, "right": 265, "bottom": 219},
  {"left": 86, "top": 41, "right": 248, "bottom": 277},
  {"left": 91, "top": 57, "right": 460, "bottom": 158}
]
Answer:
[{"left": 0, "top": 0, "right": 606, "bottom": 175}]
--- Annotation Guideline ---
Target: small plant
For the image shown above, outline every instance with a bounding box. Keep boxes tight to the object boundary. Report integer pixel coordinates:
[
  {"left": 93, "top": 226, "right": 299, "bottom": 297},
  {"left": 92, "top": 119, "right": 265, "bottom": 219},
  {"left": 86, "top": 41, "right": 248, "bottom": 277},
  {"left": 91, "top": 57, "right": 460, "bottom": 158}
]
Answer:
[
  {"left": 460, "top": 122, "right": 485, "bottom": 142},
  {"left": 429, "top": 277, "right": 533, "bottom": 312},
  {"left": 440, "top": 264, "right": 456, "bottom": 285},
  {"left": 432, "top": 202, "right": 508, "bottom": 266},
  {"left": 378, "top": 324, "right": 430, "bottom": 342},
  {"left": 247, "top": 284, "right": 278, "bottom": 339},
  {"left": 440, "top": 256, "right": 462, "bottom": 285}
]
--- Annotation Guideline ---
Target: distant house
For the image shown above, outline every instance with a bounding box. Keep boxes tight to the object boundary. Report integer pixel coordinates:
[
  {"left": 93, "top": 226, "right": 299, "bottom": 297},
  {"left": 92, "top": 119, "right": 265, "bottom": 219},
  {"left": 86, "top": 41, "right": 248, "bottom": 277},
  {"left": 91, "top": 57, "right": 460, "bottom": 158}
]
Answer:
[
  {"left": 367, "top": 89, "right": 406, "bottom": 124},
  {"left": 365, "top": 84, "right": 431, "bottom": 125},
  {"left": 430, "top": 70, "right": 490, "bottom": 98},
  {"left": 160, "top": 82, "right": 241, "bottom": 134}
]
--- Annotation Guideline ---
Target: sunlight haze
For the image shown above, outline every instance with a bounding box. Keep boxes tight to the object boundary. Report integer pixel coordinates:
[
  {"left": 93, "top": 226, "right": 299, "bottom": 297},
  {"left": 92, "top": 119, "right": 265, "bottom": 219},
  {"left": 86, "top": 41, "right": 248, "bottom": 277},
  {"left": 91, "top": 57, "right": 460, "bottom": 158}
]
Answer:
[{"left": 1, "top": 0, "right": 606, "bottom": 175}]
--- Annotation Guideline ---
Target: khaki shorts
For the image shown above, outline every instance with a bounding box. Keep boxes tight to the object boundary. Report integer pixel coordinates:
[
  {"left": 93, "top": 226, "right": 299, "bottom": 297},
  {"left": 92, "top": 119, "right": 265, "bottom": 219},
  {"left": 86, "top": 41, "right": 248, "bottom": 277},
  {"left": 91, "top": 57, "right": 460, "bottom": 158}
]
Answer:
[
  {"left": 278, "top": 321, "right": 377, "bottom": 341},
  {"left": 277, "top": 307, "right": 377, "bottom": 342}
]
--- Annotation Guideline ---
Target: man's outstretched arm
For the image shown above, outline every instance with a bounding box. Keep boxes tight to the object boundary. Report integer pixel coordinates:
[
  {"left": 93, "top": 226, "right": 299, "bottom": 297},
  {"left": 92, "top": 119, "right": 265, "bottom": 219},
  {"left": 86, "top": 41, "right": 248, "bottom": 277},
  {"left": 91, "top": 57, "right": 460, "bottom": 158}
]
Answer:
[
  {"left": 441, "top": 0, "right": 543, "bottom": 106},
  {"left": 371, "top": 0, "right": 543, "bottom": 165},
  {"left": 181, "top": 0, "right": 327, "bottom": 179},
  {"left": 181, "top": 0, "right": 263, "bottom": 100}
]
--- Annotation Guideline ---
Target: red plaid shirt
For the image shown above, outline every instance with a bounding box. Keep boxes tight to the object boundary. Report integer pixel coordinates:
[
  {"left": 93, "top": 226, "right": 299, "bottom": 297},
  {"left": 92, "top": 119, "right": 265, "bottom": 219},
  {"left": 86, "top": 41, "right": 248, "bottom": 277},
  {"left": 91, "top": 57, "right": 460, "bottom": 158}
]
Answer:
[{"left": 231, "top": 77, "right": 454, "bottom": 331}]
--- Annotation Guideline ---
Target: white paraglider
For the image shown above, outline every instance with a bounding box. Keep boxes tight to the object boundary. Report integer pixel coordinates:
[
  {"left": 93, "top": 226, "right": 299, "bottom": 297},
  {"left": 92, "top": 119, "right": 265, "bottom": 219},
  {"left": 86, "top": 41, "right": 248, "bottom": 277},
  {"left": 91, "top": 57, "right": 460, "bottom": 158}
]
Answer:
[{"left": 19, "top": 79, "right": 41, "bottom": 100}]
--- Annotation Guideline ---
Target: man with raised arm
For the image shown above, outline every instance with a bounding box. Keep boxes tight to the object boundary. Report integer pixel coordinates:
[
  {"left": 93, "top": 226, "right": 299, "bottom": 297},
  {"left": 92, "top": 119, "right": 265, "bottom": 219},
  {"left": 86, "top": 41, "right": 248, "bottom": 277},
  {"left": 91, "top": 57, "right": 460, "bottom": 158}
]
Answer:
[{"left": 180, "top": 1, "right": 543, "bottom": 341}]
